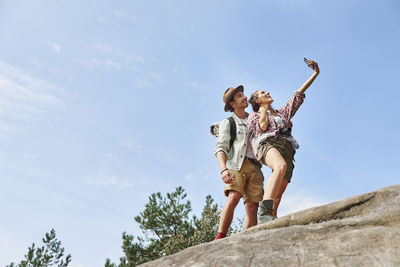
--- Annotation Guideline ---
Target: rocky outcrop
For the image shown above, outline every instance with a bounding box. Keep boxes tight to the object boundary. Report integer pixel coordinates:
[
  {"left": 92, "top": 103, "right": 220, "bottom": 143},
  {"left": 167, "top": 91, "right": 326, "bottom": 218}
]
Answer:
[{"left": 141, "top": 184, "right": 400, "bottom": 266}]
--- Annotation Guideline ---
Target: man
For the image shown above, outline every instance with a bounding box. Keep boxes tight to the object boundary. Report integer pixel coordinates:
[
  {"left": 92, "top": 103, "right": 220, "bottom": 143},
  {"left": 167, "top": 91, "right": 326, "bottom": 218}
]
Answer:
[{"left": 213, "top": 85, "right": 264, "bottom": 240}]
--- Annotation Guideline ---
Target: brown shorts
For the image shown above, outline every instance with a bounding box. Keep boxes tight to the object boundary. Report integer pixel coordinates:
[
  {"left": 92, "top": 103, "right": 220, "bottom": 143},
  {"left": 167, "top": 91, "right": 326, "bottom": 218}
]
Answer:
[
  {"left": 224, "top": 158, "right": 264, "bottom": 203},
  {"left": 257, "top": 136, "right": 296, "bottom": 182}
]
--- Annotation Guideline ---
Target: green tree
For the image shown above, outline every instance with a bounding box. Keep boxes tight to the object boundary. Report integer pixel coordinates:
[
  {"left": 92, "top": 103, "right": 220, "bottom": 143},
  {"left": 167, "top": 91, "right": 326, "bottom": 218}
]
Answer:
[
  {"left": 191, "top": 195, "right": 220, "bottom": 244},
  {"left": 105, "top": 186, "right": 225, "bottom": 266},
  {"left": 7, "top": 229, "right": 71, "bottom": 267}
]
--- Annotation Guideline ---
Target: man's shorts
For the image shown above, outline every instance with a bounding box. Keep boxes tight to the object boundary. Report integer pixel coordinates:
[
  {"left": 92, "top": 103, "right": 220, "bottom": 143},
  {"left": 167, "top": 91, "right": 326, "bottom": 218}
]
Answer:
[
  {"left": 257, "top": 136, "right": 296, "bottom": 182},
  {"left": 224, "top": 158, "right": 264, "bottom": 203}
]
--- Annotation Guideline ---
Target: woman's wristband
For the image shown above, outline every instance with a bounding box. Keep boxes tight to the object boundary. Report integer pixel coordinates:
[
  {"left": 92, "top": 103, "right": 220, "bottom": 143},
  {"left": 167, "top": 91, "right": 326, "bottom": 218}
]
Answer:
[{"left": 221, "top": 168, "right": 228, "bottom": 174}]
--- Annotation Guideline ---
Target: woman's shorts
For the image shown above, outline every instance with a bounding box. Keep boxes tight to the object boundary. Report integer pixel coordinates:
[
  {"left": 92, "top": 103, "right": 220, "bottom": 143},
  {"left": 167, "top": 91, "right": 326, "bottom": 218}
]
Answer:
[{"left": 257, "top": 136, "right": 296, "bottom": 182}]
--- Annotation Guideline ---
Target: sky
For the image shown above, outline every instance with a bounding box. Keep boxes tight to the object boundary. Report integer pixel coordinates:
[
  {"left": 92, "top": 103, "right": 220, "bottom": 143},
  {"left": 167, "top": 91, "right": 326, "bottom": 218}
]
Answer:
[{"left": 0, "top": 0, "right": 399, "bottom": 266}]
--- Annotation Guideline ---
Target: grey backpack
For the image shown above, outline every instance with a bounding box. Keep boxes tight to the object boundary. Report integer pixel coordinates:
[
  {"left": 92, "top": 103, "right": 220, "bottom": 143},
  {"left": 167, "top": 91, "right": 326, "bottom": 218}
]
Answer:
[{"left": 210, "top": 117, "right": 236, "bottom": 150}]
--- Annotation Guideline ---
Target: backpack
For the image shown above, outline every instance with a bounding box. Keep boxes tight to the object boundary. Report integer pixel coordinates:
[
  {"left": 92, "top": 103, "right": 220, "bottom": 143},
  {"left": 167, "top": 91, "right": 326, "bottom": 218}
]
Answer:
[{"left": 210, "top": 117, "right": 236, "bottom": 150}]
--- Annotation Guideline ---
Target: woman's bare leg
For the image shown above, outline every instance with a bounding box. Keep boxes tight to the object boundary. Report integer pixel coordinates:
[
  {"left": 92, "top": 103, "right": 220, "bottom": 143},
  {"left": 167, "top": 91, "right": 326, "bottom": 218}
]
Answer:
[
  {"left": 263, "top": 147, "right": 287, "bottom": 202},
  {"left": 273, "top": 178, "right": 289, "bottom": 217}
]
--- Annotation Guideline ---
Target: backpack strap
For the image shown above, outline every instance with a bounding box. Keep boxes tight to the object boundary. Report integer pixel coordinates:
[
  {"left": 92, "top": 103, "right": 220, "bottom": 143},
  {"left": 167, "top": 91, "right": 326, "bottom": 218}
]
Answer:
[{"left": 227, "top": 116, "right": 236, "bottom": 150}]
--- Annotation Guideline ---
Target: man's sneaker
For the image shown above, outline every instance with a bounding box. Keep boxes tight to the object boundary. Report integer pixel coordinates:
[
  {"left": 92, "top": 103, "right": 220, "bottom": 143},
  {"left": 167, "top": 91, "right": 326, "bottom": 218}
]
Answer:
[
  {"left": 215, "top": 232, "right": 226, "bottom": 240},
  {"left": 257, "top": 199, "right": 275, "bottom": 224}
]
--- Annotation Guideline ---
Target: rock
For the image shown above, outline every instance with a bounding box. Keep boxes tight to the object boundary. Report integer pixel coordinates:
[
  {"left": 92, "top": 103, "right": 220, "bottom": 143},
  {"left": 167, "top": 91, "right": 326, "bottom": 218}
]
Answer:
[{"left": 140, "top": 184, "right": 400, "bottom": 266}]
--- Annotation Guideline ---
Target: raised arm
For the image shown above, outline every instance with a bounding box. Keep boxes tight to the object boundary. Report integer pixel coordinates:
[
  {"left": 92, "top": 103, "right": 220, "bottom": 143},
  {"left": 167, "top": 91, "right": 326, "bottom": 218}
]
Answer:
[{"left": 297, "top": 60, "right": 320, "bottom": 95}]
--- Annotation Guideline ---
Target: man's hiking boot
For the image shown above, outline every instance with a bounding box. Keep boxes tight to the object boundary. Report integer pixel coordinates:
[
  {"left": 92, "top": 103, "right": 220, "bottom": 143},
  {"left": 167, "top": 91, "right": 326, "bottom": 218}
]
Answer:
[{"left": 258, "top": 199, "right": 275, "bottom": 224}]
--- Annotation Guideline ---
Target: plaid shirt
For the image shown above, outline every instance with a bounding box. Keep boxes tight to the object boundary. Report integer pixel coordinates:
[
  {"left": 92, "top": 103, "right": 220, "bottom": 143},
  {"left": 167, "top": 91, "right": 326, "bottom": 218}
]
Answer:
[{"left": 248, "top": 91, "right": 305, "bottom": 157}]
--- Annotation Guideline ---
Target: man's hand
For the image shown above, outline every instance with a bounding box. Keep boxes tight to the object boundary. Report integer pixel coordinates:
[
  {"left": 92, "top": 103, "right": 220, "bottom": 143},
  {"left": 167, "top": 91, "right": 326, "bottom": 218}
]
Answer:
[{"left": 221, "top": 169, "right": 235, "bottom": 184}]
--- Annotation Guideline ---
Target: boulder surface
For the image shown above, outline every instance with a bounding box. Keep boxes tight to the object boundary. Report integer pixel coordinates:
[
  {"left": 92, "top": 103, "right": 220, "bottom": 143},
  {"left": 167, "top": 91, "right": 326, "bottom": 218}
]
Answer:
[{"left": 141, "top": 184, "right": 400, "bottom": 266}]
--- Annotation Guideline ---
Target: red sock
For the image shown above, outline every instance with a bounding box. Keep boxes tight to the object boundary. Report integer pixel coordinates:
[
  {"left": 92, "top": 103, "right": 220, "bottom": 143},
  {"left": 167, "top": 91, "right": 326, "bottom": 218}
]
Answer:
[{"left": 215, "top": 232, "right": 226, "bottom": 240}]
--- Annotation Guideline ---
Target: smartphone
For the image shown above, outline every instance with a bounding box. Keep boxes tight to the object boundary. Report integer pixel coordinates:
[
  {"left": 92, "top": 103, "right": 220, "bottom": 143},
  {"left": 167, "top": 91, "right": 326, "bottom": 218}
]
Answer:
[{"left": 304, "top": 57, "right": 314, "bottom": 69}]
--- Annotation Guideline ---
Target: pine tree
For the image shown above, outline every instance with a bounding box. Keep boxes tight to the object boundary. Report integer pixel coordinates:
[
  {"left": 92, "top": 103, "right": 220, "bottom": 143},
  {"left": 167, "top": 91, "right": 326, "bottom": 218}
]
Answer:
[
  {"left": 7, "top": 229, "right": 71, "bottom": 267},
  {"left": 105, "top": 186, "right": 223, "bottom": 266}
]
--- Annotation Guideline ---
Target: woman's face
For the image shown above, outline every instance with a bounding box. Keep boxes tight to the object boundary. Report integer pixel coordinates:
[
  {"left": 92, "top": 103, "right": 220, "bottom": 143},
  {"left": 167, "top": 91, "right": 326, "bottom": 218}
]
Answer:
[{"left": 257, "top": 90, "right": 273, "bottom": 105}]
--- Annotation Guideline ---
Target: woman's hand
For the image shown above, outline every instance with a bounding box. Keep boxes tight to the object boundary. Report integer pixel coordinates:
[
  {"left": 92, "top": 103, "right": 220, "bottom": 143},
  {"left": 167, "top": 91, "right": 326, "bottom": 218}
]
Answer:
[
  {"left": 306, "top": 59, "right": 319, "bottom": 74},
  {"left": 298, "top": 59, "right": 320, "bottom": 94}
]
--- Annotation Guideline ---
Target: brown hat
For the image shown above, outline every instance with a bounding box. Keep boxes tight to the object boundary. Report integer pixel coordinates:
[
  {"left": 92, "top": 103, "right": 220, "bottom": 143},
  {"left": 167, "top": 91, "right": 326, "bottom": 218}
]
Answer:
[{"left": 223, "top": 85, "right": 244, "bottom": 112}]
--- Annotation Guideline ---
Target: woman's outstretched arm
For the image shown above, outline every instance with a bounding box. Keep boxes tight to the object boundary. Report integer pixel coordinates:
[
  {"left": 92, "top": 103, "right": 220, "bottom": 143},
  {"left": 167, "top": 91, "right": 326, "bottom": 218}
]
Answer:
[{"left": 297, "top": 60, "right": 320, "bottom": 95}]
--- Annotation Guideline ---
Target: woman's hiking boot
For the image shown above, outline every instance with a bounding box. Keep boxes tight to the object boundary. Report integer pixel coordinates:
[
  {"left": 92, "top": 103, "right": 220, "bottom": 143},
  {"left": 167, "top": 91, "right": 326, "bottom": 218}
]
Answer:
[{"left": 257, "top": 198, "right": 275, "bottom": 224}]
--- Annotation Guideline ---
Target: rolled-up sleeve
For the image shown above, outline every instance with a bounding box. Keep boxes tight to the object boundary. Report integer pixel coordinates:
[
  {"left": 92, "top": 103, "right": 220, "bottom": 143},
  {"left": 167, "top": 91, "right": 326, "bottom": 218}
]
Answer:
[
  {"left": 213, "top": 119, "right": 231, "bottom": 158},
  {"left": 279, "top": 91, "right": 305, "bottom": 122}
]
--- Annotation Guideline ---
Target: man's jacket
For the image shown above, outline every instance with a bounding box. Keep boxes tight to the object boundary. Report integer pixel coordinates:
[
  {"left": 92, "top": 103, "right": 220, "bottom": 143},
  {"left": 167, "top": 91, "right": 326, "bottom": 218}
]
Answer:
[{"left": 213, "top": 113, "right": 250, "bottom": 171}]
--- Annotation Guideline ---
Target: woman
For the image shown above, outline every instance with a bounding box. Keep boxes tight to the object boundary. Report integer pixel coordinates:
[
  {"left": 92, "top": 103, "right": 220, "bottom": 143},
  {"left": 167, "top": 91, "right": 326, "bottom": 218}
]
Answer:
[{"left": 248, "top": 59, "right": 319, "bottom": 223}]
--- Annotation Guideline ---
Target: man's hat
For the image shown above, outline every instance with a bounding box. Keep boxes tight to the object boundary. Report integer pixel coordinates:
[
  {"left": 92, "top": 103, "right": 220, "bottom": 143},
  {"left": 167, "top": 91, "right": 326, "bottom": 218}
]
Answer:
[{"left": 223, "top": 85, "right": 244, "bottom": 112}]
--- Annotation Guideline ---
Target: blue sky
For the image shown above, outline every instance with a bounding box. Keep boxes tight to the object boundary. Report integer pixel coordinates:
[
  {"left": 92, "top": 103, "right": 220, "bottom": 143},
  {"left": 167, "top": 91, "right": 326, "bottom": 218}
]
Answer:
[{"left": 0, "top": 0, "right": 399, "bottom": 266}]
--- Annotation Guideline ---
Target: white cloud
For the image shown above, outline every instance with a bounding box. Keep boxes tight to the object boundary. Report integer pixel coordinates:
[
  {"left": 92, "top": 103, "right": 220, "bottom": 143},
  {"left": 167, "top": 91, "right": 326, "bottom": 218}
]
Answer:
[
  {"left": 113, "top": 9, "right": 127, "bottom": 17},
  {"left": 113, "top": 9, "right": 138, "bottom": 22},
  {"left": 278, "top": 186, "right": 331, "bottom": 217},
  {"left": 0, "top": 120, "right": 16, "bottom": 132},
  {"left": 85, "top": 43, "right": 161, "bottom": 86},
  {"left": 93, "top": 43, "right": 114, "bottom": 54},
  {"left": 135, "top": 56, "right": 145, "bottom": 64},
  {"left": 48, "top": 41, "right": 61, "bottom": 53},
  {"left": 78, "top": 58, "right": 122, "bottom": 71},
  {"left": 89, "top": 43, "right": 163, "bottom": 89},
  {"left": 85, "top": 168, "right": 135, "bottom": 189},
  {"left": 0, "top": 235, "right": 20, "bottom": 267},
  {"left": 23, "top": 152, "right": 37, "bottom": 160},
  {"left": 0, "top": 235, "right": 11, "bottom": 249},
  {"left": 29, "top": 57, "right": 44, "bottom": 69},
  {"left": 184, "top": 81, "right": 200, "bottom": 88},
  {"left": 119, "top": 140, "right": 141, "bottom": 153},
  {"left": 0, "top": 62, "right": 62, "bottom": 132},
  {"left": 147, "top": 71, "right": 161, "bottom": 81},
  {"left": 185, "top": 167, "right": 215, "bottom": 181},
  {"left": 184, "top": 81, "right": 208, "bottom": 91},
  {"left": 105, "top": 153, "right": 124, "bottom": 165},
  {"left": 160, "top": 151, "right": 175, "bottom": 162},
  {"left": 92, "top": 43, "right": 145, "bottom": 64},
  {"left": 133, "top": 78, "right": 151, "bottom": 88}
]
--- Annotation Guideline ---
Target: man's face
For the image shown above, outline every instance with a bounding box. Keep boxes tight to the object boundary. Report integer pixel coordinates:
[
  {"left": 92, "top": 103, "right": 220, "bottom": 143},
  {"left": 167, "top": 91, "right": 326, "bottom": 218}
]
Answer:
[{"left": 230, "top": 91, "right": 248, "bottom": 110}]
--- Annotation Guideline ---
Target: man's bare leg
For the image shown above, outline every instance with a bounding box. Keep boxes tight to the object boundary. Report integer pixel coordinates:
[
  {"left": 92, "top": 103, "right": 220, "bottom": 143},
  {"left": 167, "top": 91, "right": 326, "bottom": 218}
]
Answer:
[
  {"left": 244, "top": 201, "right": 259, "bottom": 229},
  {"left": 217, "top": 190, "right": 242, "bottom": 234}
]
